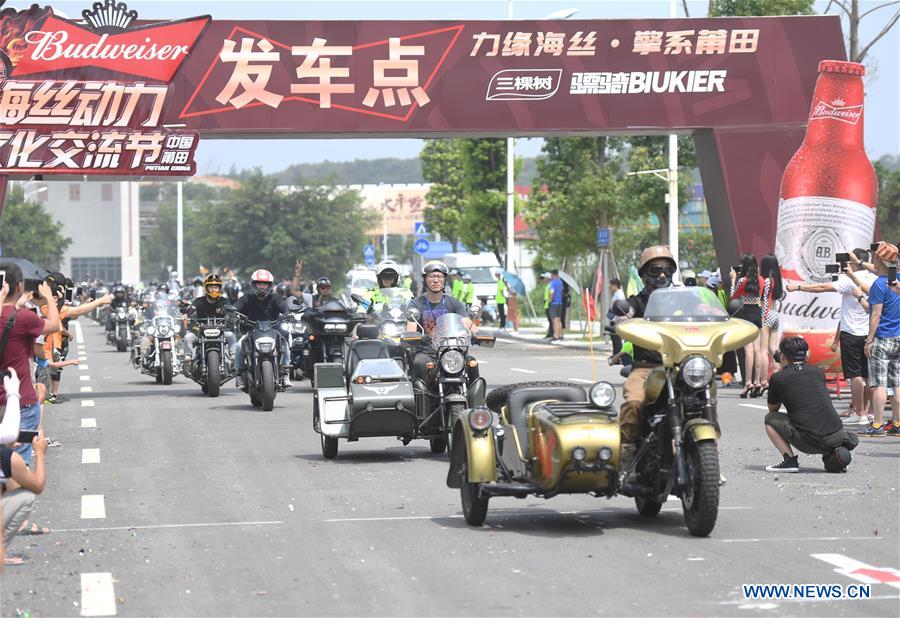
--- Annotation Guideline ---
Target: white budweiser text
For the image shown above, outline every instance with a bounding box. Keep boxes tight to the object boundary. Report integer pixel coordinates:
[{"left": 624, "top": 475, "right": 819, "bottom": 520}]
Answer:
[{"left": 25, "top": 30, "right": 190, "bottom": 63}]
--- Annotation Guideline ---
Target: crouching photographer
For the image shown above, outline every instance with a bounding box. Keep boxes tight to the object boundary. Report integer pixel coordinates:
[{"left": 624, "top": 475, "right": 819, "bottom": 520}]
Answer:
[{"left": 763, "top": 337, "right": 858, "bottom": 473}]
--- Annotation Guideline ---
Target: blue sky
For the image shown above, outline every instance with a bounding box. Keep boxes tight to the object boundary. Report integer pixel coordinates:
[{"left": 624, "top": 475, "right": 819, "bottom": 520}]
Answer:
[{"left": 35, "top": 1, "right": 900, "bottom": 173}]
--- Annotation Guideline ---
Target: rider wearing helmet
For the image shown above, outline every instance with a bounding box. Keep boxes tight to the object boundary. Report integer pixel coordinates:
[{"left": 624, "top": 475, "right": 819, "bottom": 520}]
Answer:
[
  {"left": 617, "top": 245, "right": 677, "bottom": 466},
  {"left": 311, "top": 277, "right": 333, "bottom": 309},
  {"left": 182, "top": 274, "right": 238, "bottom": 366},
  {"left": 105, "top": 284, "right": 130, "bottom": 334},
  {"left": 232, "top": 269, "right": 292, "bottom": 389},
  {"left": 405, "top": 260, "right": 476, "bottom": 386},
  {"left": 363, "top": 260, "right": 403, "bottom": 310},
  {"left": 275, "top": 282, "right": 291, "bottom": 299},
  {"left": 224, "top": 279, "right": 241, "bottom": 302}
]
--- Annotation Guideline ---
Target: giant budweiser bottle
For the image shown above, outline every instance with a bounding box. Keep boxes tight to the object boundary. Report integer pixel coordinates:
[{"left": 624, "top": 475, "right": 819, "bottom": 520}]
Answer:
[{"left": 775, "top": 60, "right": 878, "bottom": 370}]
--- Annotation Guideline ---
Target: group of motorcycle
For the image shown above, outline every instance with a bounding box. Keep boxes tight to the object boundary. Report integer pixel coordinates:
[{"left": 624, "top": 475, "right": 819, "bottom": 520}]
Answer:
[
  {"left": 86, "top": 267, "right": 756, "bottom": 538},
  {"left": 309, "top": 279, "right": 756, "bottom": 538}
]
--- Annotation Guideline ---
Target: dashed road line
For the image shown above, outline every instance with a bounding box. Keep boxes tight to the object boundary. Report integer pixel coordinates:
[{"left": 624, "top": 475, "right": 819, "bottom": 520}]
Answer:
[
  {"left": 80, "top": 375, "right": 91, "bottom": 381},
  {"left": 739, "top": 403, "right": 770, "bottom": 410},
  {"left": 81, "top": 418, "right": 97, "bottom": 428},
  {"left": 81, "top": 495, "right": 106, "bottom": 519},
  {"left": 509, "top": 368, "right": 536, "bottom": 374},
  {"left": 80, "top": 386, "right": 93, "bottom": 393},
  {"left": 82, "top": 448, "right": 101, "bottom": 464},
  {"left": 79, "top": 364, "right": 90, "bottom": 370},
  {"left": 53, "top": 520, "right": 284, "bottom": 533},
  {"left": 73, "top": 321, "right": 84, "bottom": 344},
  {"left": 81, "top": 399, "right": 95, "bottom": 407},
  {"left": 80, "top": 572, "right": 117, "bottom": 616}
]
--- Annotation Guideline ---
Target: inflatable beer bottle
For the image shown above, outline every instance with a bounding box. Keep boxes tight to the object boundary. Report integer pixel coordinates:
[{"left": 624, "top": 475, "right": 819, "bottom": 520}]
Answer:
[{"left": 775, "top": 61, "right": 878, "bottom": 370}]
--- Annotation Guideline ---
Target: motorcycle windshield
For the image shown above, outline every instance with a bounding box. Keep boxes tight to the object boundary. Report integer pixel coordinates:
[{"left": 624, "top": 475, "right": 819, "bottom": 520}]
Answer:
[
  {"left": 643, "top": 287, "right": 728, "bottom": 322},
  {"left": 321, "top": 299, "right": 350, "bottom": 315},
  {"left": 433, "top": 313, "right": 470, "bottom": 347},
  {"left": 378, "top": 288, "right": 412, "bottom": 318}
]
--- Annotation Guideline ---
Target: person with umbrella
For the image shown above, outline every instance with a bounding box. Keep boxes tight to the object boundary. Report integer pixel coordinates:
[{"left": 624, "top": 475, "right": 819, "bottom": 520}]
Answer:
[{"left": 548, "top": 270, "right": 564, "bottom": 341}]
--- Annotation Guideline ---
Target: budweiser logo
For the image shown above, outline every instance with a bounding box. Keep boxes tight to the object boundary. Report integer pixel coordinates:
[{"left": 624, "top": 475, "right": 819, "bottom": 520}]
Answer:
[
  {"left": 9, "top": 7, "right": 208, "bottom": 82},
  {"left": 810, "top": 100, "right": 863, "bottom": 125}
]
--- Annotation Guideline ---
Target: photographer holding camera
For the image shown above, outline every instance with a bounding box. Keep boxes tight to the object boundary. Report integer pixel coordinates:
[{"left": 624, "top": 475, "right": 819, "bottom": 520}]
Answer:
[
  {"left": 764, "top": 336, "right": 858, "bottom": 473},
  {"left": 786, "top": 248, "right": 875, "bottom": 424},
  {"left": 0, "top": 263, "right": 60, "bottom": 467}
]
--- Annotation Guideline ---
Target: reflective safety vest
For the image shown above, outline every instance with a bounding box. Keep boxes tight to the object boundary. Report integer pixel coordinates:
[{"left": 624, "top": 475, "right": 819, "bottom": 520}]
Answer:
[
  {"left": 496, "top": 278, "right": 507, "bottom": 305},
  {"left": 451, "top": 278, "right": 464, "bottom": 300},
  {"left": 543, "top": 284, "right": 550, "bottom": 309},
  {"left": 463, "top": 282, "right": 475, "bottom": 304}
]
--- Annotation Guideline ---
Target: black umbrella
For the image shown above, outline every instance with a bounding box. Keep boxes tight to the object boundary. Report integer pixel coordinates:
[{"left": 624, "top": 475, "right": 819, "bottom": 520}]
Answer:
[{"left": 0, "top": 258, "right": 51, "bottom": 281}]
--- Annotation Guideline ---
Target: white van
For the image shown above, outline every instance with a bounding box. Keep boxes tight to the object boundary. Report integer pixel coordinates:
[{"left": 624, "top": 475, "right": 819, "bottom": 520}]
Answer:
[{"left": 442, "top": 252, "right": 501, "bottom": 307}]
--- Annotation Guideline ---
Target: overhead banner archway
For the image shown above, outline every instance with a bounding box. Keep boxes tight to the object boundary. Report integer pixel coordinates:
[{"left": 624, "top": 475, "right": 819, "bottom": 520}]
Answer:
[{"left": 0, "top": 2, "right": 847, "bottom": 267}]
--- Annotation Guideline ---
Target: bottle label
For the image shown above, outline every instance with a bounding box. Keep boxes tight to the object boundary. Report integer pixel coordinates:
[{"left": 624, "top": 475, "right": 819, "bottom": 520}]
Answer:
[
  {"left": 775, "top": 196, "right": 875, "bottom": 332},
  {"left": 810, "top": 99, "right": 863, "bottom": 125}
]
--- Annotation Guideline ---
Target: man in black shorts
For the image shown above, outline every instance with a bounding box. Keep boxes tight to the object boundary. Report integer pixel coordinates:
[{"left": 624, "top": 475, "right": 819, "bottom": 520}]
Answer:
[{"left": 764, "top": 337, "right": 858, "bottom": 473}]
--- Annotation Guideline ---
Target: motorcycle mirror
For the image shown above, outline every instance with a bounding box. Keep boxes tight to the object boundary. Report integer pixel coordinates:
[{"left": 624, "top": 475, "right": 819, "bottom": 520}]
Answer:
[
  {"left": 612, "top": 299, "right": 631, "bottom": 317},
  {"left": 288, "top": 296, "right": 305, "bottom": 311},
  {"left": 468, "top": 303, "right": 483, "bottom": 320},
  {"left": 350, "top": 293, "right": 366, "bottom": 305},
  {"left": 405, "top": 307, "right": 421, "bottom": 322},
  {"left": 726, "top": 299, "right": 744, "bottom": 317},
  {"left": 223, "top": 304, "right": 238, "bottom": 312}
]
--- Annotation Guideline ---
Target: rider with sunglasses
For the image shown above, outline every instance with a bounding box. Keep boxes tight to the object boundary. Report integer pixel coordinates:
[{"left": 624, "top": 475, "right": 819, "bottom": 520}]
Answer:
[{"left": 618, "top": 245, "right": 678, "bottom": 467}]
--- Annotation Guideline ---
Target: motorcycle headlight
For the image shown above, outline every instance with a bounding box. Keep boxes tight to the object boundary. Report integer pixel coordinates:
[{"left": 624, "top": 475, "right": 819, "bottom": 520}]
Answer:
[
  {"left": 255, "top": 337, "right": 276, "bottom": 353},
  {"left": 381, "top": 322, "right": 401, "bottom": 338},
  {"left": 324, "top": 322, "right": 347, "bottom": 333},
  {"left": 157, "top": 323, "right": 170, "bottom": 335},
  {"left": 203, "top": 328, "right": 221, "bottom": 337},
  {"left": 280, "top": 323, "right": 291, "bottom": 332},
  {"left": 146, "top": 326, "right": 156, "bottom": 336},
  {"left": 682, "top": 356, "right": 714, "bottom": 388},
  {"left": 589, "top": 381, "right": 616, "bottom": 408},
  {"left": 440, "top": 350, "right": 466, "bottom": 374}
]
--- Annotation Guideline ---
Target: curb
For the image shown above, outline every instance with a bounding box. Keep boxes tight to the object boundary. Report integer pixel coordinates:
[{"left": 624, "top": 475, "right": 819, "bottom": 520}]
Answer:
[{"left": 482, "top": 328, "right": 612, "bottom": 352}]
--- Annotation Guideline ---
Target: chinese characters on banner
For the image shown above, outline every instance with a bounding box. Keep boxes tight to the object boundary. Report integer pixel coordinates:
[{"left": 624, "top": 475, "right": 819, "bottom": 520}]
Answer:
[
  {"left": 215, "top": 35, "right": 432, "bottom": 111},
  {"left": 0, "top": 80, "right": 198, "bottom": 175},
  {"left": 359, "top": 184, "right": 431, "bottom": 236}
]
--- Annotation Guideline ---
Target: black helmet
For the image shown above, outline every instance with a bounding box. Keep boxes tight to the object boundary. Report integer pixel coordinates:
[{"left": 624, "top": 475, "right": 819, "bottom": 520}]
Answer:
[
  {"left": 224, "top": 280, "right": 240, "bottom": 301},
  {"left": 193, "top": 276, "right": 203, "bottom": 285},
  {"left": 316, "top": 277, "right": 332, "bottom": 289},
  {"left": 157, "top": 283, "right": 170, "bottom": 294},
  {"left": 275, "top": 282, "right": 291, "bottom": 298}
]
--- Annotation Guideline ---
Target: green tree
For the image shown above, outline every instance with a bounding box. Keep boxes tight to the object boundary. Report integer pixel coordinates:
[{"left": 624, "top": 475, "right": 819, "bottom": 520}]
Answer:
[
  {"left": 0, "top": 186, "right": 72, "bottom": 269},
  {"left": 457, "top": 138, "right": 512, "bottom": 262},
  {"left": 709, "top": 0, "right": 814, "bottom": 16},
  {"left": 874, "top": 159, "right": 900, "bottom": 243},
  {"left": 140, "top": 200, "right": 205, "bottom": 281},
  {"left": 195, "top": 171, "right": 375, "bottom": 282},
  {"left": 421, "top": 139, "right": 466, "bottom": 250}
]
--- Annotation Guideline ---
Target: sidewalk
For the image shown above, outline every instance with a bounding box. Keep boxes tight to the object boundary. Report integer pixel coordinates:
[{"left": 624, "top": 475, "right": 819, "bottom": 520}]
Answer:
[{"left": 481, "top": 323, "right": 613, "bottom": 352}]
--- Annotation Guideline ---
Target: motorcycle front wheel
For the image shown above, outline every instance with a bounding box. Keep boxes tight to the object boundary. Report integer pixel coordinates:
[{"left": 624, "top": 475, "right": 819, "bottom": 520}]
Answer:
[
  {"left": 460, "top": 461, "right": 489, "bottom": 526},
  {"left": 161, "top": 351, "right": 173, "bottom": 385},
  {"left": 206, "top": 350, "right": 221, "bottom": 398},
  {"left": 260, "top": 359, "right": 275, "bottom": 411},
  {"left": 116, "top": 335, "right": 127, "bottom": 352},
  {"left": 681, "top": 439, "right": 720, "bottom": 537},
  {"left": 635, "top": 495, "right": 663, "bottom": 517}
]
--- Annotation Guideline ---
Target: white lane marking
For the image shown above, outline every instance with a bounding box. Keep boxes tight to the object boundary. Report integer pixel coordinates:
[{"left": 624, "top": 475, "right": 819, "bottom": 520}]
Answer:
[
  {"left": 80, "top": 572, "right": 116, "bottom": 616},
  {"left": 509, "top": 368, "right": 536, "bottom": 374},
  {"left": 78, "top": 354, "right": 88, "bottom": 359},
  {"left": 477, "top": 360, "right": 487, "bottom": 364},
  {"left": 73, "top": 321, "right": 84, "bottom": 344},
  {"left": 53, "top": 520, "right": 284, "bottom": 533},
  {"left": 77, "top": 344, "right": 86, "bottom": 350},
  {"left": 739, "top": 403, "right": 770, "bottom": 410},
  {"left": 812, "top": 553, "right": 900, "bottom": 590},
  {"left": 82, "top": 448, "right": 101, "bottom": 464},
  {"left": 80, "top": 375, "right": 91, "bottom": 381},
  {"left": 722, "top": 536, "right": 885, "bottom": 544},
  {"left": 81, "top": 418, "right": 97, "bottom": 428},
  {"left": 80, "top": 386, "right": 93, "bottom": 393},
  {"left": 81, "top": 399, "right": 95, "bottom": 407},
  {"left": 324, "top": 506, "right": 752, "bottom": 523},
  {"left": 568, "top": 377, "right": 594, "bottom": 384},
  {"left": 79, "top": 364, "right": 90, "bottom": 370},
  {"left": 81, "top": 495, "right": 106, "bottom": 519}
]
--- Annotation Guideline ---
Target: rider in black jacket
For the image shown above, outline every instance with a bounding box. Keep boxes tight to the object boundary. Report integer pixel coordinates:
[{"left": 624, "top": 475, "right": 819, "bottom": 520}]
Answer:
[
  {"left": 234, "top": 269, "right": 291, "bottom": 389},
  {"left": 182, "top": 274, "right": 237, "bottom": 366}
]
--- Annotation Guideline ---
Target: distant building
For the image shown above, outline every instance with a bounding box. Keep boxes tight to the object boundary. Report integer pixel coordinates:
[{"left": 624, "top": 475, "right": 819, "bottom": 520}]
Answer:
[{"left": 16, "top": 180, "right": 140, "bottom": 283}]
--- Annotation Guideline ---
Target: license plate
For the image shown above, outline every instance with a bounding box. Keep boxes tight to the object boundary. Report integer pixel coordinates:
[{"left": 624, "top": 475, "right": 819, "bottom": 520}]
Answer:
[{"left": 160, "top": 342, "right": 172, "bottom": 350}]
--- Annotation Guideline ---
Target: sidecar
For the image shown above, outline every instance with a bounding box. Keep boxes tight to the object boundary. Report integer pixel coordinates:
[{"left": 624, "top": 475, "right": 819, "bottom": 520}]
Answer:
[
  {"left": 313, "top": 324, "right": 422, "bottom": 459},
  {"left": 447, "top": 380, "right": 621, "bottom": 526}
]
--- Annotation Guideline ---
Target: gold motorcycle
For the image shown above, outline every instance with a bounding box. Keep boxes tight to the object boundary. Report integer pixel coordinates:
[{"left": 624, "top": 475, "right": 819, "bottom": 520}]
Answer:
[{"left": 447, "top": 286, "right": 757, "bottom": 537}]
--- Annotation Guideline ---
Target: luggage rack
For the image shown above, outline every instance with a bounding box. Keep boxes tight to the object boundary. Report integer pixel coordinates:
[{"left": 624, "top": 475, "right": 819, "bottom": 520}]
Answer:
[{"left": 541, "top": 401, "right": 618, "bottom": 419}]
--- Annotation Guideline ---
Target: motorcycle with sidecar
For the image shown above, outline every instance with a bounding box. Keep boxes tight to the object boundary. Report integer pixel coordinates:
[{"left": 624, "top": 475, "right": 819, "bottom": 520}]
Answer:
[{"left": 447, "top": 287, "right": 757, "bottom": 536}]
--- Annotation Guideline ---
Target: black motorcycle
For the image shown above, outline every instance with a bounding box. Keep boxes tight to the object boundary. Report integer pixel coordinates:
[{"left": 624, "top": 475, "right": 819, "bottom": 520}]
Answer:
[
  {"left": 107, "top": 305, "right": 133, "bottom": 352},
  {"left": 236, "top": 314, "right": 291, "bottom": 411},
  {"left": 300, "top": 297, "right": 366, "bottom": 387},
  {"left": 184, "top": 316, "right": 235, "bottom": 397}
]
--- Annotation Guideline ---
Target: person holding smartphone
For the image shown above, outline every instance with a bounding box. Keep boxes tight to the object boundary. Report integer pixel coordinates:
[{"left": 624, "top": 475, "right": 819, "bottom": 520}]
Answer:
[{"left": 0, "top": 263, "right": 60, "bottom": 468}]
